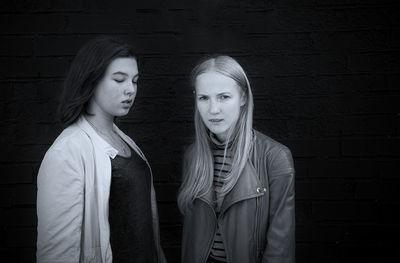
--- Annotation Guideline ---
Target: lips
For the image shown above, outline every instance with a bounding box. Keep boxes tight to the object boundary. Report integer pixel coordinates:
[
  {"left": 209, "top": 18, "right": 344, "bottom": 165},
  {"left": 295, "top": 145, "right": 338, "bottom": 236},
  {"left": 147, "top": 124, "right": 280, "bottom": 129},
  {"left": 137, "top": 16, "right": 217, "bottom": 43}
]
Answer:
[
  {"left": 121, "top": 99, "right": 133, "bottom": 104},
  {"left": 209, "top": 119, "right": 223, "bottom": 123}
]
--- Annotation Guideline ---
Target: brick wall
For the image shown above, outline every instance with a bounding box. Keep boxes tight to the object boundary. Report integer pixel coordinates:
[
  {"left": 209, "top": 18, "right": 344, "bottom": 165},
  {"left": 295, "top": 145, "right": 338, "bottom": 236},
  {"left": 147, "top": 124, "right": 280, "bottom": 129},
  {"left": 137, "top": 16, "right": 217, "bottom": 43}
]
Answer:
[{"left": 1, "top": 0, "right": 399, "bottom": 262}]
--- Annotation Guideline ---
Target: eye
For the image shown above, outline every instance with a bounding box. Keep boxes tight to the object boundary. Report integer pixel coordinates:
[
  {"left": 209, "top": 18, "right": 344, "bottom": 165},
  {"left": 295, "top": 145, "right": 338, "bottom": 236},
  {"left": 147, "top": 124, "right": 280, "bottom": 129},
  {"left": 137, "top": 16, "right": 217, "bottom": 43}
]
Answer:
[
  {"left": 132, "top": 78, "right": 138, "bottom": 85},
  {"left": 114, "top": 78, "right": 125, "bottom": 83},
  {"left": 219, "top": 94, "right": 230, "bottom": 100},
  {"left": 197, "top": 96, "right": 208, "bottom": 101}
]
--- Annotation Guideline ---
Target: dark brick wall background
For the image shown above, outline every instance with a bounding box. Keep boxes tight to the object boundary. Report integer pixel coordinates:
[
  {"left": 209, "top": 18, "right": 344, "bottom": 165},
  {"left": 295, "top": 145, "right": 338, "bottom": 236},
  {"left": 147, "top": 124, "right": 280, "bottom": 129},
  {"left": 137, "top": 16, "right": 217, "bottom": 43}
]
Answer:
[{"left": 1, "top": 0, "right": 399, "bottom": 262}]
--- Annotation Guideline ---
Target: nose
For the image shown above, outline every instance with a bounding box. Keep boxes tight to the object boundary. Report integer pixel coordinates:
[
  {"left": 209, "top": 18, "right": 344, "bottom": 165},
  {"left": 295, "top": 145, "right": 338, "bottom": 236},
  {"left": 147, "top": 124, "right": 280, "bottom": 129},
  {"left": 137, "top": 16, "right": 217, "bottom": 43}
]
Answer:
[
  {"left": 125, "top": 82, "right": 136, "bottom": 96},
  {"left": 209, "top": 99, "right": 220, "bottom": 115}
]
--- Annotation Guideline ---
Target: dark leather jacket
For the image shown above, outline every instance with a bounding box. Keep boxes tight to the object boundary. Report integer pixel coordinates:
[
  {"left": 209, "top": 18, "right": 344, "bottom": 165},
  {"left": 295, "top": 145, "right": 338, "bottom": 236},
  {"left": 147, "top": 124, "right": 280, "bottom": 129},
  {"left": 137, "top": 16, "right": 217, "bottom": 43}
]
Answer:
[{"left": 181, "top": 130, "right": 295, "bottom": 263}]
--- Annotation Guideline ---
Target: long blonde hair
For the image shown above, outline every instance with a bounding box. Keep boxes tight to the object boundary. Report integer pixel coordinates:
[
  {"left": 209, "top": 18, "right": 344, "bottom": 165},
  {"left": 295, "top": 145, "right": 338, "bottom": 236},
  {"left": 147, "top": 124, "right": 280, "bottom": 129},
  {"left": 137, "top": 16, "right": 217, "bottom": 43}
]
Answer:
[{"left": 178, "top": 55, "right": 254, "bottom": 214}]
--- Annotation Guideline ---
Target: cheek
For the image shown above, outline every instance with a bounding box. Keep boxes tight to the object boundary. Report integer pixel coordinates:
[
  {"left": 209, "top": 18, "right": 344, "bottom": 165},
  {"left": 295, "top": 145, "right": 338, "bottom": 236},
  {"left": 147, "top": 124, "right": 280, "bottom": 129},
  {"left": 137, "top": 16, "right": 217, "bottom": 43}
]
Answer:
[
  {"left": 196, "top": 103, "right": 208, "bottom": 121},
  {"left": 196, "top": 103, "right": 205, "bottom": 115},
  {"left": 226, "top": 102, "right": 241, "bottom": 118}
]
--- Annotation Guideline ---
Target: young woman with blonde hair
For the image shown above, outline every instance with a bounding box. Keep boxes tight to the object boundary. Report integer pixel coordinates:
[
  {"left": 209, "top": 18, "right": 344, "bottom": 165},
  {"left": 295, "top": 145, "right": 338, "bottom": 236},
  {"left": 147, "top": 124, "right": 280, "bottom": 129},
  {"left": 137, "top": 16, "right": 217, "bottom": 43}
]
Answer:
[{"left": 178, "top": 55, "right": 295, "bottom": 263}]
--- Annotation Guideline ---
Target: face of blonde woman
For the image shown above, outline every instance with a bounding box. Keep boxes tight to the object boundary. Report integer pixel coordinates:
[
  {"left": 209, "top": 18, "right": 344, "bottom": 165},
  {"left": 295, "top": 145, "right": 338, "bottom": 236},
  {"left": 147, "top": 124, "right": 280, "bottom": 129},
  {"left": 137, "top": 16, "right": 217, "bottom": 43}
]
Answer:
[
  {"left": 195, "top": 71, "right": 245, "bottom": 142},
  {"left": 90, "top": 57, "right": 138, "bottom": 119}
]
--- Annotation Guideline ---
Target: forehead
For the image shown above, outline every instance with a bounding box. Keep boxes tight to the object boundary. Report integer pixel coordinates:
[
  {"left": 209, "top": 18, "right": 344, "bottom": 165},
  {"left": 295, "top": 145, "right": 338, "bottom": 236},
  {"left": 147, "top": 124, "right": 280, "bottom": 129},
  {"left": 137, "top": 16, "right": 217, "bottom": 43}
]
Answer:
[
  {"left": 106, "top": 57, "right": 138, "bottom": 75},
  {"left": 195, "top": 71, "right": 239, "bottom": 94}
]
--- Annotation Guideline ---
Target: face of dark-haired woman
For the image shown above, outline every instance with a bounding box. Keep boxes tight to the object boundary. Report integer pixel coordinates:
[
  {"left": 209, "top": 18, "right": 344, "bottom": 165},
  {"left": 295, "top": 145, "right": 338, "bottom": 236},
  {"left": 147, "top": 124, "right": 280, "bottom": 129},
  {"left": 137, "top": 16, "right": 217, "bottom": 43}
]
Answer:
[{"left": 89, "top": 57, "right": 138, "bottom": 119}]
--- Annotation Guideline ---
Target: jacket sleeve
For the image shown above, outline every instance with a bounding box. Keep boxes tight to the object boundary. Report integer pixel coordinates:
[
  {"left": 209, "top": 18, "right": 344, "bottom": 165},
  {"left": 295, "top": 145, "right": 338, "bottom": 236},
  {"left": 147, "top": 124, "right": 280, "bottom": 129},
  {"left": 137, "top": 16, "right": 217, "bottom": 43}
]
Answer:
[
  {"left": 36, "top": 143, "right": 85, "bottom": 263},
  {"left": 262, "top": 146, "right": 295, "bottom": 263}
]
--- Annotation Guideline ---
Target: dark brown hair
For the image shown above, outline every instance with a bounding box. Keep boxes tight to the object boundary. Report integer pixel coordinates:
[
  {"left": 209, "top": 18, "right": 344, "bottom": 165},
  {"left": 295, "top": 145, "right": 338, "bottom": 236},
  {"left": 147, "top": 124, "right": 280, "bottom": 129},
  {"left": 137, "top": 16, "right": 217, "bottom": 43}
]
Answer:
[{"left": 58, "top": 36, "right": 136, "bottom": 126}]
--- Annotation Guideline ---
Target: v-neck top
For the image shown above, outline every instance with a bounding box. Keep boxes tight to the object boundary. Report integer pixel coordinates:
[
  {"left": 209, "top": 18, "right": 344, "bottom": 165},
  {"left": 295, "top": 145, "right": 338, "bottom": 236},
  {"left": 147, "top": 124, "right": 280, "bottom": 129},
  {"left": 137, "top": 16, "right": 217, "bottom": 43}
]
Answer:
[{"left": 108, "top": 150, "right": 156, "bottom": 263}]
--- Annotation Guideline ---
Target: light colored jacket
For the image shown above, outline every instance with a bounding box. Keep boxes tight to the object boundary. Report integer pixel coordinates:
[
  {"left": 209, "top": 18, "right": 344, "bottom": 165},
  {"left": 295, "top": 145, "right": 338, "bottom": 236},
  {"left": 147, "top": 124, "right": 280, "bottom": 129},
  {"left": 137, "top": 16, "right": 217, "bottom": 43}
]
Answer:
[{"left": 37, "top": 116, "right": 167, "bottom": 263}]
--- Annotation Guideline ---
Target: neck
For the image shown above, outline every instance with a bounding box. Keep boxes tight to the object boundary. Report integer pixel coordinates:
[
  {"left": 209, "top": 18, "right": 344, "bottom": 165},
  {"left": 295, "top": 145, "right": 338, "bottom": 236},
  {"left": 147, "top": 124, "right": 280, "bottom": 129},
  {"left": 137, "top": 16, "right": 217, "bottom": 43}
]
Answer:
[
  {"left": 86, "top": 100, "right": 115, "bottom": 134},
  {"left": 85, "top": 114, "right": 114, "bottom": 134}
]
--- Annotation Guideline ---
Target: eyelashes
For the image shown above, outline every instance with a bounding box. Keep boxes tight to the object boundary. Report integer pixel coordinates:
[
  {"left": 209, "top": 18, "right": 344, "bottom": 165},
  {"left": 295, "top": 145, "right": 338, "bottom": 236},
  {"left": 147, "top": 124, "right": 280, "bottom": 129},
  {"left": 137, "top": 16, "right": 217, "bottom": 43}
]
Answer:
[{"left": 113, "top": 79, "right": 139, "bottom": 84}]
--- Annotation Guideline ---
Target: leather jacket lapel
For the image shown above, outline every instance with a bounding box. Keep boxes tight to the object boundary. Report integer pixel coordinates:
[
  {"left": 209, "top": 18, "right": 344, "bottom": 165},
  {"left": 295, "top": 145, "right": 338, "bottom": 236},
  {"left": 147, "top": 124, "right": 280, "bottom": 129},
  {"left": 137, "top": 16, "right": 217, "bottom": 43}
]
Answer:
[{"left": 220, "top": 161, "right": 265, "bottom": 215}]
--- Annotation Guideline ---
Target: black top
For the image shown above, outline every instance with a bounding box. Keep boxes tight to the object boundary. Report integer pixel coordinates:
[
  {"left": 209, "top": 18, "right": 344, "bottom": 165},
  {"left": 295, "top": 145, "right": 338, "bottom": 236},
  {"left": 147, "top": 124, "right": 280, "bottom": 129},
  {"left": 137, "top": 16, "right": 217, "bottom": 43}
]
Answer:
[{"left": 109, "top": 149, "right": 156, "bottom": 263}]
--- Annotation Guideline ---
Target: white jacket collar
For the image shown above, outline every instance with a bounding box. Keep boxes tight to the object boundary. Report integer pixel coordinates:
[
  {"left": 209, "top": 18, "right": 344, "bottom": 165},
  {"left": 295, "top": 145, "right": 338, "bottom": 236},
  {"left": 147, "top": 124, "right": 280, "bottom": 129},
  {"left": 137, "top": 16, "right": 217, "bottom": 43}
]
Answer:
[{"left": 76, "top": 115, "right": 146, "bottom": 160}]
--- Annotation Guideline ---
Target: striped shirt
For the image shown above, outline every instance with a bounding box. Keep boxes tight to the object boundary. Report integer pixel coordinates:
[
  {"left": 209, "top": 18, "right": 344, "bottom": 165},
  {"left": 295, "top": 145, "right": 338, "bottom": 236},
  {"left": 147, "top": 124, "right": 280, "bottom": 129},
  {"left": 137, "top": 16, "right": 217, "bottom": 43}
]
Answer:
[{"left": 209, "top": 141, "right": 232, "bottom": 263}]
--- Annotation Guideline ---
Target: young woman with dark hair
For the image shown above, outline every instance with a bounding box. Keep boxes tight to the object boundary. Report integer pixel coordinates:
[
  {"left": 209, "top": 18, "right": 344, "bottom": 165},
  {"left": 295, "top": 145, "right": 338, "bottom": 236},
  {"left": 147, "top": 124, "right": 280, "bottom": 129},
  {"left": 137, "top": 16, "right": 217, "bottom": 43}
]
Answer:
[
  {"left": 36, "top": 36, "right": 167, "bottom": 263},
  {"left": 178, "top": 55, "right": 295, "bottom": 263}
]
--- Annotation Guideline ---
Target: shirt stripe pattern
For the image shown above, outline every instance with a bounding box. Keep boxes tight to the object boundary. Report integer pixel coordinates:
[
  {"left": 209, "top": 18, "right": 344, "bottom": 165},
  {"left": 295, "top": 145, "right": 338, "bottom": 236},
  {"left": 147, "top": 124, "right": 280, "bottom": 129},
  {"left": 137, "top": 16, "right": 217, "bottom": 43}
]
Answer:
[{"left": 209, "top": 145, "right": 232, "bottom": 263}]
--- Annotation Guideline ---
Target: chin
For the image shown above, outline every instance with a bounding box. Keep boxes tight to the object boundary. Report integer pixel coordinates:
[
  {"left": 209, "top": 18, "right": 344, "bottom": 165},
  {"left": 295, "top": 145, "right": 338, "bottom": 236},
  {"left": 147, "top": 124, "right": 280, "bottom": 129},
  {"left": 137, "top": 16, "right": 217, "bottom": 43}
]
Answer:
[
  {"left": 208, "top": 126, "right": 228, "bottom": 136},
  {"left": 115, "top": 110, "right": 130, "bottom": 117}
]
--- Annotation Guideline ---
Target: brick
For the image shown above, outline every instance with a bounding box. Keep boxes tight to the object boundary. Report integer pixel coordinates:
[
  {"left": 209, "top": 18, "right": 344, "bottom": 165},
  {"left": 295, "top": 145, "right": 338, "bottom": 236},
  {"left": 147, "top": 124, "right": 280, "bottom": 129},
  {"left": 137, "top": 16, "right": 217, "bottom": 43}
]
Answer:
[
  {"left": 309, "top": 159, "right": 378, "bottom": 178},
  {"left": 296, "top": 243, "right": 339, "bottom": 263},
  {"left": 12, "top": 185, "right": 37, "bottom": 206},
  {"left": 310, "top": 30, "right": 388, "bottom": 52},
  {"left": 0, "top": 14, "right": 67, "bottom": 34},
  {"left": 324, "top": 115, "right": 397, "bottom": 137},
  {"left": 244, "top": 32, "right": 313, "bottom": 53},
  {"left": 387, "top": 28, "right": 400, "bottom": 48},
  {"left": 0, "top": 57, "right": 71, "bottom": 79},
  {"left": 5, "top": 227, "right": 36, "bottom": 247},
  {"left": 0, "top": 164, "right": 34, "bottom": 184},
  {"left": 379, "top": 161, "right": 399, "bottom": 179},
  {"left": 4, "top": 208, "right": 37, "bottom": 227},
  {"left": 314, "top": 73, "right": 387, "bottom": 93},
  {"left": 348, "top": 94, "right": 400, "bottom": 114},
  {"left": 381, "top": 203, "right": 400, "bottom": 224},
  {"left": 258, "top": 75, "right": 316, "bottom": 97},
  {"left": 244, "top": 53, "right": 348, "bottom": 76},
  {"left": 0, "top": 188, "right": 13, "bottom": 207},
  {"left": 1, "top": 248, "right": 17, "bottom": 263},
  {"left": 293, "top": 160, "right": 308, "bottom": 178},
  {"left": 154, "top": 183, "right": 179, "bottom": 202},
  {"left": 12, "top": 79, "right": 61, "bottom": 103},
  {"left": 296, "top": 180, "right": 354, "bottom": 200},
  {"left": 355, "top": 181, "right": 399, "bottom": 200},
  {"left": 160, "top": 225, "right": 182, "bottom": 246},
  {"left": 296, "top": 201, "right": 312, "bottom": 225},
  {"left": 386, "top": 73, "right": 400, "bottom": 91},
  {"left": 0, "top": 82, "right": 13, "bottom": 101},
  {"left": 157, "top": 203, "right": 182, "bottom": 224},
  {"left": 35, "top": 35, "right": 93, "bottom": 57},
  {"left": 297, "top": 224, "right": 341, "bottom": 243},
  {"left": 283, "top": 139, "right": 340, "bottom": 157},
  {"left": 0, "top": 37, "right": 33, "bottom": 57},
  {"left": 285, "top": 118, "right": 328, "bottom": 138},
  {"left": 297, "top": 242, "right": 389, "bottom": 263},
  {"left": 140, "top": 55, "right": 196, "bottom": 76},
  {"left": 2, "top": 144, "right": 49, "bottom": 163},
  {"left": 17, "top": 248, "right": 36, "bottom": 263},
  {"left": 341, "top": 138, "right": 400, "bottom": 157},
  {"left": 63, "top": 14, "right": 131, "bottom": 34},
  {"left": 0, "top": 0, "right": 86, "bottom": 13},
  {"left": 346, "top": 6, "right": 399, "bottom": 29},
  {"left": 312, "top": 201, "right": 379, "bottom": 222},
  {"left": 15, "top": 122, "right": 61, "bottom": 145},
  {"left": 347, "top": 51, "right": 400, "bottom": 73},
  {"left": 16, "top": 101, "right": 59, "bottom": 123}
]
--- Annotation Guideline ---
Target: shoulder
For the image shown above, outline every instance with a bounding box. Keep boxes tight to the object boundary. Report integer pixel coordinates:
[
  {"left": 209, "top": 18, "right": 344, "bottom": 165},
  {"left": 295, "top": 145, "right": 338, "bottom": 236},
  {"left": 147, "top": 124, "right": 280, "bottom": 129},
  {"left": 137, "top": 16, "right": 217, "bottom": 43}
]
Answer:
[
  {"left": 253, "top": 130, "right": 294, "bottom": 173},
  {"left": 253, "top": 130, "right": 291, "bottom": 156},
  {"left": 45, "top": 124, "right": 93, "bottom": 161},
  {"left": 38, "top": 124, "right": 92, "bottom": 182}
]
